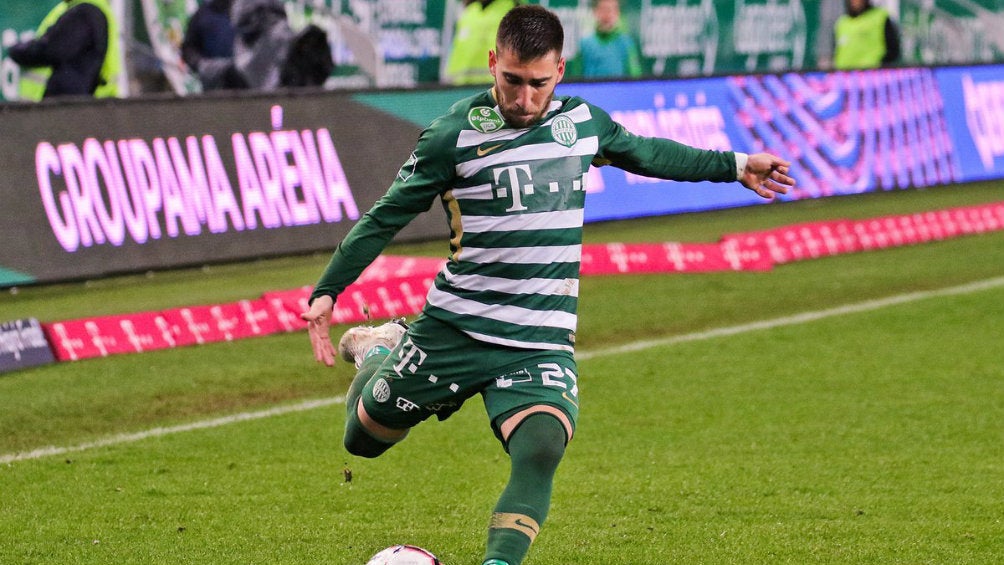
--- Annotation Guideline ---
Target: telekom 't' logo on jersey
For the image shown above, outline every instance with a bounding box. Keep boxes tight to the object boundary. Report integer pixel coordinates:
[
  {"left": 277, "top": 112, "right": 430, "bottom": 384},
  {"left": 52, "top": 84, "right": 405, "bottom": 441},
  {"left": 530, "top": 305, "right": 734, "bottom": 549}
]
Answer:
[
  {"left": 493, "top": 165, "right": 534, "bottom": 212},
  {"left": 492, "top": 165, "right": 586, "bottom": 213}
]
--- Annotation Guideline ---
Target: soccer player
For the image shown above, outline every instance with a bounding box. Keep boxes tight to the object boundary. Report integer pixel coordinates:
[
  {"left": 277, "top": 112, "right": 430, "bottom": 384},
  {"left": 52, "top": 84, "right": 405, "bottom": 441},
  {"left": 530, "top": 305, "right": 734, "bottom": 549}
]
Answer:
[{"left": 301, "top": 5, "right": 794, "bottom": 565}]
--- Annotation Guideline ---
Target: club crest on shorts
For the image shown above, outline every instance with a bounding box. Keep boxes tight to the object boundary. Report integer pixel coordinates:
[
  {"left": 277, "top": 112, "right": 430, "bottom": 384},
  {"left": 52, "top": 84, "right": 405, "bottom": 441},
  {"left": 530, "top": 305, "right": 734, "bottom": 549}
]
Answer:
[
  {"left": 550, "top": 115, "right": 577, "bottom": 147},
  {"left": 468, "top": 106, "right": 504, "bottom": 133},
  {"left": 372, "top": 378, "right": 391, "bottom": 403}
]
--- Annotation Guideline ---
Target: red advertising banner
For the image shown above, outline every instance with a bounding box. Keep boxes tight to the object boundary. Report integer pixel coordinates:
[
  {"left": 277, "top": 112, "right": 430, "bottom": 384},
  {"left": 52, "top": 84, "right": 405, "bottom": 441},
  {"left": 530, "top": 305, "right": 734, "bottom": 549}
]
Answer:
[
  {"left": 44, "top": 312, "right": 179, "bottom": 361},
  {"left": 44, "top": 299, "right": 283, "bottom": 362},
  {"left": 721, "top": 220, "right": 862, "bottom": 264},
  {"left": 26, "top": 202, "right": 1004, "bottom": 367},
  {"left": 159, "top": 299, "right": 282, "bottom": 347},
  {"left": 581, "top": 242, "right": 741, "bottom": 275}
]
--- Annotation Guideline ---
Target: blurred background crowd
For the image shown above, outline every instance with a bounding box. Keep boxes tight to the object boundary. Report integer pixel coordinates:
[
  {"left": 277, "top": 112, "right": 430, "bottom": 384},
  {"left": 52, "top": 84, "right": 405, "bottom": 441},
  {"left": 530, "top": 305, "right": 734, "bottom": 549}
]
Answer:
[{"left": 1, "top": 0, "right": 1002, "bottom": 102}]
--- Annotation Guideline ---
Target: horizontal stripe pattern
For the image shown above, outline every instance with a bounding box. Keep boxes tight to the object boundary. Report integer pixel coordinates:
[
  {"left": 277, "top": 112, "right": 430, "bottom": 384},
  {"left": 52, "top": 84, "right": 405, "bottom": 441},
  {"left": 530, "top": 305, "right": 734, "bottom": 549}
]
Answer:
[
  {"left": 447, "top": 258, "right": 580, "bottom": 281},
  {"left": 456, "top": 128, "right": 526, "bottom": 149},
  {"left": 443, "top": 268, "right": 579, "bottom": 297},
  {"left": 461, "top": 330, "right": 575, "bottom": 352},
  {"left": 462, "top": 209, "right": 585, "bottom": 233},
  {"left": 461, "top": 230, "right": 582, "bottom": 253},
  {"left": 450, "top": 183, "right": 494, "bottom": 200},
  {"left": 435, "top": 280, "right": 577, "bottom": 315},
  {"left": 426, "top": 285, "right": 578, "bottom": 331},
  {"left": 458, "top": 244, "right": 582, "bottom": 265},
  {"left": 420, "top": 95, "right": 603, "bottom": 351},
  {"left": 456, "top": 137, "right": 599, "bottom": 178}
]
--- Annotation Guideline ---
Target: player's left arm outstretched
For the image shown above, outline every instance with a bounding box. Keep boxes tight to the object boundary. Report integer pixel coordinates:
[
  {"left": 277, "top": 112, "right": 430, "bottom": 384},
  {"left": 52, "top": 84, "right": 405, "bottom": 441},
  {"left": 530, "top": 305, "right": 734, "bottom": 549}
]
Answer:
[{"left": 740, "top": 153, "right": 795, "bottom": 199}]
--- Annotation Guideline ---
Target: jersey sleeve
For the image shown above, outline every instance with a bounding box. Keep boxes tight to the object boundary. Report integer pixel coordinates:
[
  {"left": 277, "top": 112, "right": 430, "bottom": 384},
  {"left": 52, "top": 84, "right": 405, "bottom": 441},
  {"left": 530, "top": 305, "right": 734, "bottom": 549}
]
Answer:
[
  {"left": 310, "top": 121, "right": 456, "bottom": 303},
  {"left": 589, "top": 102, "right": 739, "bottom": 183}
]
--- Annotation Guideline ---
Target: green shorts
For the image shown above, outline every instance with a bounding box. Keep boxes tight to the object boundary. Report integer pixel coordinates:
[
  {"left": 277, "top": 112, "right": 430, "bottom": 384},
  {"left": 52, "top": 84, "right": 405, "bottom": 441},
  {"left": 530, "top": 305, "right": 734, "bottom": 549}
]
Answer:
[{"left": 359, "top": 314, "right": 580, "bottom": 445}]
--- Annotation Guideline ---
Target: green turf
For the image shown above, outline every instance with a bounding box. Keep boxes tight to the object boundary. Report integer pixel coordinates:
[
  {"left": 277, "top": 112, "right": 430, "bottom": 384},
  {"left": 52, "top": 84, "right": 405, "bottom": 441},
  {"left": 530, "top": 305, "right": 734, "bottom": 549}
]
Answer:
[{"left": 1, "top": 182, "right": 1003, "bottom": 564}]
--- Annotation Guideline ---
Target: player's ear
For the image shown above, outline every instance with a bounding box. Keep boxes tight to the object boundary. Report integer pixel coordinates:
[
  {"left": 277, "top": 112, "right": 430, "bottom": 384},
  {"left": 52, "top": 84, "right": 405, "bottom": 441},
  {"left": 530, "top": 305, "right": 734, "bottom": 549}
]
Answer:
[
  {"left": 556, "top": 56, "right": 566, "bottom": 83},
  {"left": 488, "top": 49, "right": 498, "bottom": 76}
]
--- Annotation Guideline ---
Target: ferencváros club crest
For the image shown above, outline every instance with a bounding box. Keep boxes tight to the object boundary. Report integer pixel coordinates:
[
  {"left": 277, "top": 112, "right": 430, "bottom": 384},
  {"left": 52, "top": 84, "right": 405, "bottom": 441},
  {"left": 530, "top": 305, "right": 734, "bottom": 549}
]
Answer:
[
  {"left": 468, "top": 107, "right": 505, "bottom": 133},
  {"left": 550, "top": 115, "right": 577, "bottom": 147}
]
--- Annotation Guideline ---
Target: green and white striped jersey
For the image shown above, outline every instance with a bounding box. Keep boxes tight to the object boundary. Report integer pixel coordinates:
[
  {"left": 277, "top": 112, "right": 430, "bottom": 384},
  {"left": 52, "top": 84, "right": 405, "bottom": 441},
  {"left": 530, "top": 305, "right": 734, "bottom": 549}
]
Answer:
[{"left": 312, "top": 89, "right": 741, "bottom": 351}]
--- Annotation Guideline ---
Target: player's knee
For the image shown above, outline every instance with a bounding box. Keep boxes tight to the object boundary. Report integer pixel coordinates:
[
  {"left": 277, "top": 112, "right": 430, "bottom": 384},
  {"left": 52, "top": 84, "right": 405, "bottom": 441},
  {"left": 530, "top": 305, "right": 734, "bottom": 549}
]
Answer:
[
  {"left": 343, "top": 413, "right": 393, "bottom": 458},
  {"left": 343, "top": 401, "right": 407, "bottom": 458},
  {"left": 343, "top": 423, "right": 393, "bottom": 458},
  {"left": 508, "top": 413, "right": 567, "bottom": 472}
]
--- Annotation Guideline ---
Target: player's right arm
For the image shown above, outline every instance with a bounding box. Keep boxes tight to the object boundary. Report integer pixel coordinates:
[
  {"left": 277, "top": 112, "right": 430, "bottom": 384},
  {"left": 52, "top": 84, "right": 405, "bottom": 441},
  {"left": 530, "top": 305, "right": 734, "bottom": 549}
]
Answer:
[{"left": 302, "top": 119, "right": 456, "bottom": 365}]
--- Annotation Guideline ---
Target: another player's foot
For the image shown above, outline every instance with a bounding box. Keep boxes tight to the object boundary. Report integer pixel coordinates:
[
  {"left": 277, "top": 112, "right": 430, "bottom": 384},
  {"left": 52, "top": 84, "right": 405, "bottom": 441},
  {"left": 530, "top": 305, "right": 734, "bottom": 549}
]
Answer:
[{"left": 337, "top": 318, "right": 408, "bottom": 368}]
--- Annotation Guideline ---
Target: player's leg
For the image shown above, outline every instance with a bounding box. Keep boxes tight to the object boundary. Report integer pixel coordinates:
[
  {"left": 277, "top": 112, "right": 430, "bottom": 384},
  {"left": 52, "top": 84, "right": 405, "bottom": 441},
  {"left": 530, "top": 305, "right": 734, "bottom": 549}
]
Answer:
[
  {"left": 338, "top": 319, "right": 410, "bottom": 458},
  {"left": 481, "top": 353, "right": 579, "bottom": 565},
  {"left": 482, "top": 411, "right": 569, "bottom": 565},
  {"left": 340, "top": 315, "right": 480, "bottom": 458}
]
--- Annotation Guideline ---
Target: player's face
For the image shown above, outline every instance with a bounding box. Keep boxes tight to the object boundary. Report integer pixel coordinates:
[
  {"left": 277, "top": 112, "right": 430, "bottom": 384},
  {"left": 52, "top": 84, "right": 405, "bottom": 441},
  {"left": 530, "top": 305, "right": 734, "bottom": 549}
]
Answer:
[{"left": 489, "top": 47, "right": 565, "bottom": 129}]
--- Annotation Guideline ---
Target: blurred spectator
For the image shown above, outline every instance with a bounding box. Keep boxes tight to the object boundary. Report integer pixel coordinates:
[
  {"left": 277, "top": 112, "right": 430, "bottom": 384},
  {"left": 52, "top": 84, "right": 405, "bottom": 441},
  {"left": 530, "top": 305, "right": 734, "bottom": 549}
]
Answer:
[
  {"left": 443, "top": 0, "right": 517, "bottom": 85},
  {"left": 197, "top": 0, "right": 333, "bottom": 91},
  {"left": 572, "top": 0, "right": 641, "bottom": 79},
  {"left": 197, "top": 0, "right": 290, "bottom": 90},
  {"left": 280, "top": 24, "right": 335, "bottom": 87},
  {"left": 181, "top": 0, "right": 236, "bottom": 75},
  {"left": 833, "top": 0, "right": 901, "bottom": 70},
  {"left": 10, "top": 0, "right": 121, "bottom": 100}
]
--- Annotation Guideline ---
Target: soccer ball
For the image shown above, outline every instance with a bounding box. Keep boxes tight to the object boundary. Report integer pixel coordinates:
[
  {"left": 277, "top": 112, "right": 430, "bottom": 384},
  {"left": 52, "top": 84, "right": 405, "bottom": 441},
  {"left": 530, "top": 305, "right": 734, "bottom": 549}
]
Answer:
[{"left": 365, "top": 544, "right": 442, "bottom": 565}]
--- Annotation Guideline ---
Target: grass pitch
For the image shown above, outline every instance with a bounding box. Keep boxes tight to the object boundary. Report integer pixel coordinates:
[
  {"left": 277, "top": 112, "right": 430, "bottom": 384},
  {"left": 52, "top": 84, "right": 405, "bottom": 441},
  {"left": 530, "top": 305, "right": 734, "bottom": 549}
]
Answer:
[{"left": 1, "top": 182, "right": 1003, "bottom": 564}]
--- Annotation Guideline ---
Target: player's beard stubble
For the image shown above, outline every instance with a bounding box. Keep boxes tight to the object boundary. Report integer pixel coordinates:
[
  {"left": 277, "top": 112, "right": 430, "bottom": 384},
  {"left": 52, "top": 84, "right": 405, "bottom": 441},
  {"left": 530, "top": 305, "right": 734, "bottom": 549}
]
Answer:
[{"left": 494, "top": 87, "right": 555, "bottom": 129}]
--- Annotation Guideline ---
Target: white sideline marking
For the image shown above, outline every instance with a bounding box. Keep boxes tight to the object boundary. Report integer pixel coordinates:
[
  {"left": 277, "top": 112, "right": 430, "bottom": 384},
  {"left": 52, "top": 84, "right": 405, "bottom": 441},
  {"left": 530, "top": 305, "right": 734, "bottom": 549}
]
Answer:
[
  {"left": 0, "top": 397, "right": 343, "bottom": 465},
  {"left": 3, "top": 276, "right": 1003, "bottom": 465},
  {"left": 576, "top": 275, "right": 1004, "bottom": 361}
]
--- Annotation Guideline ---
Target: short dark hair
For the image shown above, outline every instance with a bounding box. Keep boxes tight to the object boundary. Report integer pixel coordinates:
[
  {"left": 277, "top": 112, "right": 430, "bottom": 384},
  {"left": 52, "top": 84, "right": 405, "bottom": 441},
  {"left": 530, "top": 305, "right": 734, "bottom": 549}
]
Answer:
[{"left": 496, "top": 4, "right": 564, "bottom": 61}]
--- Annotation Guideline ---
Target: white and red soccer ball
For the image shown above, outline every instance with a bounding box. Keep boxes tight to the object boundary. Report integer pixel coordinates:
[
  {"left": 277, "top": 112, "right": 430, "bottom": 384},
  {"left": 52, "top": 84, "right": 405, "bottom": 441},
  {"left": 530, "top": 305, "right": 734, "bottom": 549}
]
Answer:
[{"left": 365, "top": 545, "right": 442, "bottom": 565}]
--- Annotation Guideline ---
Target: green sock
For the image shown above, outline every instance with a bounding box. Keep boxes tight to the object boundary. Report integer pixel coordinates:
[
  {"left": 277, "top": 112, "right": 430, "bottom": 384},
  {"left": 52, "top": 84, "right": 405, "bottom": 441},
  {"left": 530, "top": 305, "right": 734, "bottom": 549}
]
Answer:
[
  {"left": 342, "top": 353, "right": 395, "bottom": 458},
  {"left": 484, "top": 414, "right": 567, "bottom": 565},
  {"left": 345, "top": 353, "right": 385, "bottom": 419}
]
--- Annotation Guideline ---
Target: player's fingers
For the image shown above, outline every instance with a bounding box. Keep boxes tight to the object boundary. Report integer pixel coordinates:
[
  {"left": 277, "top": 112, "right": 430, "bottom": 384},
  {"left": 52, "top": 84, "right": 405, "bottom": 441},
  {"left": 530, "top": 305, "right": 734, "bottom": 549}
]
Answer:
[
  {"left": 307, "top": 319, "right": 336, "bottom": 366},
  {"left": 307, "top": 322, "right": 323, "bottom": 362},
  {"left": 313, "top": 337, "right": 335, "bottom": 366},
  {"left": 770, "top": 169, "right": 795, "bottom": 187},
  {"left": 766, "top": 178, "right": 790, "bottom": 194},
  {"left": 752, "top": 180, "right": 787, "bottom": 199},
  {"left": 320, "top": 339, "right": 336, "bottom": 367},
  {"left": 762, "top": 156, "right": 791, "bottom": 170}
]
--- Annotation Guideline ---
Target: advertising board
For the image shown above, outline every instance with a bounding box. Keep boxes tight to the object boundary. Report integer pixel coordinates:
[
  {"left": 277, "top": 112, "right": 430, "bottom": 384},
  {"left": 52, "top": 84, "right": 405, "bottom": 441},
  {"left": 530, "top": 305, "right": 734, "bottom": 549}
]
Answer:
[
  {"left": 935, "top": 65, "right": 1004, "bottom": 182},
  {"left": 2, "top": 64, "right": 1002, "bottom": 287},
  {"left": 0, "top": 92, "right": 441, "bottom": 286}
]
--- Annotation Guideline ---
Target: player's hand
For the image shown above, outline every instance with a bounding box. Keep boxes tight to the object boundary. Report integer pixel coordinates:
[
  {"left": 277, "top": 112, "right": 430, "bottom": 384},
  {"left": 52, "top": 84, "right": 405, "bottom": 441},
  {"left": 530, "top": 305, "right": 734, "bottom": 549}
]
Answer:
[
  {"left": 741, "top": 153, "right": 795, "bottom": 199},
  {"left": 301, "top": 295, "right": 337, "bottom": 366}
]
